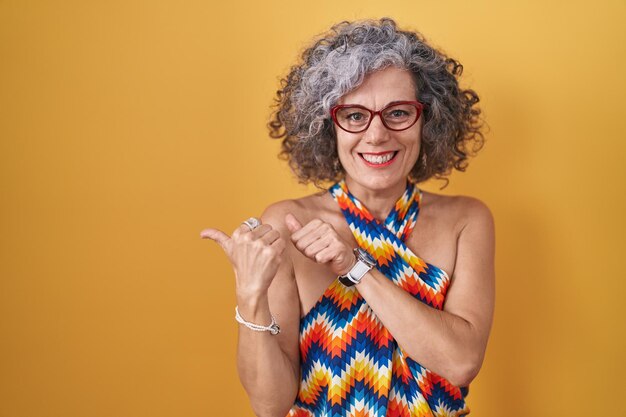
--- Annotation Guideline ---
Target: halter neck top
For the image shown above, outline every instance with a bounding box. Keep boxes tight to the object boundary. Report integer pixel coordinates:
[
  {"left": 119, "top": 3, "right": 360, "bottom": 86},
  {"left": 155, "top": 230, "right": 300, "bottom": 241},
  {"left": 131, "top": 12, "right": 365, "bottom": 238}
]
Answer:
[{"left": 287, "top": 180, "right": 470, "bottom": 417}]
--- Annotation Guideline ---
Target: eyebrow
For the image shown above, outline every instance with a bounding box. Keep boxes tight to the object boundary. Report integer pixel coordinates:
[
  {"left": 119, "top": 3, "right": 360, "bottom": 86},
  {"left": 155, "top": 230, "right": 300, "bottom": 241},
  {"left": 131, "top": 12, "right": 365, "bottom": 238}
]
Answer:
[{"left": 340, "top": 100, "right": 414, "bottom": 109}]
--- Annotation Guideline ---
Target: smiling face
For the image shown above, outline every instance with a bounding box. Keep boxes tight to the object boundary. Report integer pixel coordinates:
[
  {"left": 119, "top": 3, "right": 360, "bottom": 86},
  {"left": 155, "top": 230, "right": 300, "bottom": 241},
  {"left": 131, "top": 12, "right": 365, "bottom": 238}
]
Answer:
[{"left": 334, "top": 66, "right": 422, "bottom": 197}]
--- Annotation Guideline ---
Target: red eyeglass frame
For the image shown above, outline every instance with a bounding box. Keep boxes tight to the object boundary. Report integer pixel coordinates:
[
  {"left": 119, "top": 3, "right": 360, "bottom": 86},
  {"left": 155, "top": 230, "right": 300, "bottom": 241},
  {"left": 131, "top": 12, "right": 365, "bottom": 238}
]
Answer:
[{"left": 330, "top": 100, "right": 425, "bottom": 133}]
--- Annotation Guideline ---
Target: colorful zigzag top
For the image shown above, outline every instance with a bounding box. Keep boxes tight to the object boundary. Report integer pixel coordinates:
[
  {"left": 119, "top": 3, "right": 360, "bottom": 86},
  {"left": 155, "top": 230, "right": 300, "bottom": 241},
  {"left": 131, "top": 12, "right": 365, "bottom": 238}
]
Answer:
[{"left": 287, "top": 179, "right": 470, "bottom": 417}]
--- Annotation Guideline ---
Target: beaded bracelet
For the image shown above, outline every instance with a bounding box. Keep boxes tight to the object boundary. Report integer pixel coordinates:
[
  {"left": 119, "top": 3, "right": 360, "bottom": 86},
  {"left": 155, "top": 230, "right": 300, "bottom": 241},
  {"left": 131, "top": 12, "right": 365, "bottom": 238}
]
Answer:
[{"left": 234, "top": 306, "right": 281, "bottom": 335}]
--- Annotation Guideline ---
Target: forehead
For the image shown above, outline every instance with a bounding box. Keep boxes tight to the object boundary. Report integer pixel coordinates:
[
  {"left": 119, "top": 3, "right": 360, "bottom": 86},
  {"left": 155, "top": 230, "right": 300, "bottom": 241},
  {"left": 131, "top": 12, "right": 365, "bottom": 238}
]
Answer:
[{"left": 338, "top": 66, "right": 417, "bottom": 105}]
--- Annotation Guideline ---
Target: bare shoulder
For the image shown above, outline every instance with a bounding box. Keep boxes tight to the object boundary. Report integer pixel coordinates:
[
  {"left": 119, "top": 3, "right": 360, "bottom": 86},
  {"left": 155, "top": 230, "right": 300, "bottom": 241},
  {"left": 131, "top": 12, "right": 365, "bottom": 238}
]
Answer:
[
  {"left": 421, "top": 191, "right": 494, "bottom": 233},
  {"left": 454, "top": 195, "right": 494, "bottom": 232},
  {"left": 260, "top": 200, "right": 299, "bottom": 233},
  {"left": 260, "top": 191, "right": 330, "bottom": 232},
  {"left": 459, "top": 196, "right": 494, "bottom": 238}
]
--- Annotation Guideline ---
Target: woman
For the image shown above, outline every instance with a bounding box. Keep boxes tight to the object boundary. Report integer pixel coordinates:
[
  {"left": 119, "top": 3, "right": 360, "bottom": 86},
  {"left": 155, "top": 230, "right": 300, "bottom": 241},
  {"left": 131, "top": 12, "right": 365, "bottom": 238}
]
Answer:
[{"left": 201, "top": 18, "right": 494, "bottom": 417}]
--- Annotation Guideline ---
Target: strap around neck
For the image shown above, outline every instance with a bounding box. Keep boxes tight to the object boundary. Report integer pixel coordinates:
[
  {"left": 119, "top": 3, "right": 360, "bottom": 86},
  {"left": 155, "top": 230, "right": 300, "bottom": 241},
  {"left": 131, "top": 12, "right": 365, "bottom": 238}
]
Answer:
[
  {"left": 329, "top": 178, "right": 449, "bottom": 310},
  {"left": 329, "top": 179, "right": 421, "bottom": 243}
]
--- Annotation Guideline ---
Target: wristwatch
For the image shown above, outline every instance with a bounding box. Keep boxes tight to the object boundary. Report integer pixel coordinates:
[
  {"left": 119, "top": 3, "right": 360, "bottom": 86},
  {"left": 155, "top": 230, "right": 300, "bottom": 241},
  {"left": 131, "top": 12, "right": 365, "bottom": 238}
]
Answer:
[{"left": 338, "top": 248, "right": 376, "bottom": 287}]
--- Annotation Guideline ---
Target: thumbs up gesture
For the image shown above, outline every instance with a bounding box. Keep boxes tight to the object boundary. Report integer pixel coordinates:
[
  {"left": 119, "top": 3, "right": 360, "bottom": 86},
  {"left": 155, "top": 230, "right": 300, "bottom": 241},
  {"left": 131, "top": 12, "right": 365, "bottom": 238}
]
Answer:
[
  {"left": 285, "top": 213, "right": 356, "bottom": 276},
  {"left": 200, "top": 220, "right": 286, "bottom": 297}
]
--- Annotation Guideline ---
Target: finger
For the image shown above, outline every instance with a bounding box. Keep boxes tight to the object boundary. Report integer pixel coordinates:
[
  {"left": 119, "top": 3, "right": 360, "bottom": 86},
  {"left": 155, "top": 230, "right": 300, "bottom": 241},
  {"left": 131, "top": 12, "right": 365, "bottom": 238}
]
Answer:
[
  {"left": 233, "top": 223, "right": 270, "bottom": 238},
  {"left": 292, "top": 226, "right": 326, "bottom": 251},
  {"left": 301, "top": 236, "right": 331, "bottom": 259},
  {"left": 260, "top": 229, "right": 281, "bottom": 245},
  {"left": 290, "top": 218, "right": 326, "bottom": 242},
  {"left": 285, "top": 213, "right": 303, "bottom": 233},
  {"left": 312, "top": 245, "right": 337, "bottom": 264},
  {"left": 271, "top": 237, "right": 286, "bottom": 254},
  {"left": 233, "top": 224, "right": 251, "bottom": 236},
  {"left": 200, "top": 228, "right": 230, "bottom": 246},
  {"left": 250, "top": 224, "right": 273, "bottom": 238}
]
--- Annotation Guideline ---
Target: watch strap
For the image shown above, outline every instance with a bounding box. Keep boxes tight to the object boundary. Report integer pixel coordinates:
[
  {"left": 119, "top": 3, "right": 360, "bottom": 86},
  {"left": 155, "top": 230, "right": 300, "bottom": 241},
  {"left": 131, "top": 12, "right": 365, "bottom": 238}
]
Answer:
[{"left": 338, "top": 248, "right": 375, "bottom": 287}]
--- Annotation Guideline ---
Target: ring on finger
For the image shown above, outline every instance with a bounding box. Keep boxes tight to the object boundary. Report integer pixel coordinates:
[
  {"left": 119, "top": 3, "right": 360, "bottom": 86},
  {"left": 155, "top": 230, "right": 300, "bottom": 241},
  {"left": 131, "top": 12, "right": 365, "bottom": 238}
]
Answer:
[{"left": 242, "top": 217, "right": 261, "bottom": 231}]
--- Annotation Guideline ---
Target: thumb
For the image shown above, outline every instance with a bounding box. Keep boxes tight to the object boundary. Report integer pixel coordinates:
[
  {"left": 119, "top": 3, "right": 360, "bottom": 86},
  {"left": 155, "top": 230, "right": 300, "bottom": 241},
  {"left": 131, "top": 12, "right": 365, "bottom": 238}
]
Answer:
[
  {"left": 285, "top": 213, "right": 303, "bottom": 233},
  {"left": 200, "top": 228, "right": 230, "bottom": 247}
]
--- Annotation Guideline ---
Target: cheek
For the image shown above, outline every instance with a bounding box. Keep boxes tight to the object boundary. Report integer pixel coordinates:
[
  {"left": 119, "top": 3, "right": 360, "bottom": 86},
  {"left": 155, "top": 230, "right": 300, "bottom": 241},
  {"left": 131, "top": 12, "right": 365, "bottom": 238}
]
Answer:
[
  {"left": 401, "top": 136, "right": 421, "bottom": 166},
  {"left": 336, "top": 147, "right": 351, "bottom": 168},
  {"left": 408, "top": 147, "right": 420, "bottom": 168},
  {"left": 405, "top": 127, "right": 422, "bottom": 155},
  {"left": 335, "top": 135, "right": 358, "bottom": 159}
]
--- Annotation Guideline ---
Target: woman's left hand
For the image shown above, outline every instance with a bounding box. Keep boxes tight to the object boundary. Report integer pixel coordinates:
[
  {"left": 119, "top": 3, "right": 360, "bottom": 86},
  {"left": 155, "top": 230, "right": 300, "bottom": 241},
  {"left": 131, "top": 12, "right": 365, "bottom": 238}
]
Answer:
[{"left": 285, "top": 213, "right": 355, "bottom": 276}]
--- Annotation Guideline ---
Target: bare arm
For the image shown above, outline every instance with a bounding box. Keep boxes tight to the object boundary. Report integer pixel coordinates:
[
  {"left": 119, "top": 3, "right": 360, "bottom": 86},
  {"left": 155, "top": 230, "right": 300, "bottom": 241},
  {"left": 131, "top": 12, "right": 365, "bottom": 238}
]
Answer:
[
  {"left": 202, "top": 202, "right": 301, "bottom": 416},
  {"left": 286, "top": 198, "right": 495, "bottom": 387}
]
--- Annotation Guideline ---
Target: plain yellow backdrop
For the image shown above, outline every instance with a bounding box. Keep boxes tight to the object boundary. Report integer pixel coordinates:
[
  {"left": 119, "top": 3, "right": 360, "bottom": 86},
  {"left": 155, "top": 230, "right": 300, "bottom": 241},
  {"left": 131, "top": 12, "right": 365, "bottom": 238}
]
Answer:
[{"left": 1, "top": 1, "right": 624, "bottom": 416}]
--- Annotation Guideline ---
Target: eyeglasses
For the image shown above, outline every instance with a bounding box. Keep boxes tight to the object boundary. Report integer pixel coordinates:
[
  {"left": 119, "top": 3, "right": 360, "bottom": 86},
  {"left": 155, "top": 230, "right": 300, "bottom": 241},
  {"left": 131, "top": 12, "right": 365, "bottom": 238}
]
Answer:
[{"left": 330, "top": 100, "right": 424, "bottom": 133}]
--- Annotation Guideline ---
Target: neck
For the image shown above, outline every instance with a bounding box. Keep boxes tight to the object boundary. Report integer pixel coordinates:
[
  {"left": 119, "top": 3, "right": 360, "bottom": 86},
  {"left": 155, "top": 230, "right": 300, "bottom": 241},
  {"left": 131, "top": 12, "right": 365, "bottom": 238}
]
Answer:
[{"left": 344, "top": 176, "right": 408, "bottom": 221}]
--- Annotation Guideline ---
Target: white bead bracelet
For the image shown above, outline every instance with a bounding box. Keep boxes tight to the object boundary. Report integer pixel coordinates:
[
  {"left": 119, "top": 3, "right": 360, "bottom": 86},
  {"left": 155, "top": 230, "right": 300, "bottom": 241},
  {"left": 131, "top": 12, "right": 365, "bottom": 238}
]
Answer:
[{"left": 235, "top": 306, "right": 281, "bottom": 335}]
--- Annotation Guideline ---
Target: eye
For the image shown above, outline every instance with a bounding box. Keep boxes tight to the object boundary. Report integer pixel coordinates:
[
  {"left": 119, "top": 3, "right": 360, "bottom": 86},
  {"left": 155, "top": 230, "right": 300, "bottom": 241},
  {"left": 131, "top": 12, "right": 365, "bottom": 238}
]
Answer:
[
  {"left": 387, "top": 109, "right": 409, "bottom": 119},
  {"left": 346, "top": 111, "right": 366, "bottom": 121},
  {"left": 334, "top": 106, "right": 371, "bottom": 128}
]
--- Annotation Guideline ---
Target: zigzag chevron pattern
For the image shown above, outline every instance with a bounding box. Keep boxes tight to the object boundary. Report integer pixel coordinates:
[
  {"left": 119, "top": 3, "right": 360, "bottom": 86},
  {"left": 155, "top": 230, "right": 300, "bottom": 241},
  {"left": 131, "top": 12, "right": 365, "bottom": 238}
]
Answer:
[{"left": 287, "top": 180, "right": 470, "bottom": 417}]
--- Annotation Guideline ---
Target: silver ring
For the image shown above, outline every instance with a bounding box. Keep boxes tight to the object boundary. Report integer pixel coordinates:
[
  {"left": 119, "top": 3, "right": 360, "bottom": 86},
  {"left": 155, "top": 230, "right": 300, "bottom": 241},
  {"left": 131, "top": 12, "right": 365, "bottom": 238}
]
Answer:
[{"left": 242, "top": 217, "right": 261, "bottom": 231}]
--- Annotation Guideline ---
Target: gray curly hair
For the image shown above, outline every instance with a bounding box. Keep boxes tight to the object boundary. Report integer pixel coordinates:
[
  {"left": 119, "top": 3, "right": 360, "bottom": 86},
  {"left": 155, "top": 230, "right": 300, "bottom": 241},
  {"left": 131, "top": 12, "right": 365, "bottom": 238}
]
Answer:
[{"left": 269, "top": 17, "right": 484, "bottom": 187}]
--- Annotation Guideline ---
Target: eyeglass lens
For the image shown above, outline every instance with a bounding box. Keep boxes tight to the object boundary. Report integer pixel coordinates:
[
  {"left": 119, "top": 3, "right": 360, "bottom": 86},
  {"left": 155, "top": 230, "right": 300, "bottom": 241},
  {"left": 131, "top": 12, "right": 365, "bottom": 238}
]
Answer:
[{"left": 334, "top": 103, "right": 419, "bottom": 132}]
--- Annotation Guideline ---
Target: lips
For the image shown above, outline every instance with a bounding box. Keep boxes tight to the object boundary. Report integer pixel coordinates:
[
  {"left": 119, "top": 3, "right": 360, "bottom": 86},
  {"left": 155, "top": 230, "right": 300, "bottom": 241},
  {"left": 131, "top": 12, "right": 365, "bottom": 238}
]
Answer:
[{"left": 359, "top": 151, "right": 398, "bottom": 167}]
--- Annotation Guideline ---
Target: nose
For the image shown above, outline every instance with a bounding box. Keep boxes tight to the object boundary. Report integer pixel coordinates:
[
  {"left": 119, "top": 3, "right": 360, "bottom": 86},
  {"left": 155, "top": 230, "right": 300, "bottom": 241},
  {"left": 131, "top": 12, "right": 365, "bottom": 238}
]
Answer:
[{"left": 362, "top": 114, "right": 390, "bottom": 145}]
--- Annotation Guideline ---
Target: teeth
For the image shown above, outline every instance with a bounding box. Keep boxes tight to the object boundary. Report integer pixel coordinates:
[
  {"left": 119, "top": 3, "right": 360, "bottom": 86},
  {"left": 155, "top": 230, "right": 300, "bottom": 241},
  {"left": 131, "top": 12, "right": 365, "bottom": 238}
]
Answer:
[{"left": 361, "top": 152, "right": 395, "bottom": 164}]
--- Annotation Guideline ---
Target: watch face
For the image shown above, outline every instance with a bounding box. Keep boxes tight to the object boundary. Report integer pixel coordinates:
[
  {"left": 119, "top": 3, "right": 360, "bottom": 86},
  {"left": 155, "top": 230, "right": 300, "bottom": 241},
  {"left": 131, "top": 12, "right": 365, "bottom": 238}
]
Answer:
[{"left": 356, "top": 248, "right": 376, "bottom": 266}]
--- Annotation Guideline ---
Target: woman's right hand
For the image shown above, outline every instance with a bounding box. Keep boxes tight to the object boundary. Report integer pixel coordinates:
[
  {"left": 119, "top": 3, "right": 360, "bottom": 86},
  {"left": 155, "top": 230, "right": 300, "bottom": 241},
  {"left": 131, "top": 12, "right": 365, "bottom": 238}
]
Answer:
[{"left": 200, "top": 221, "right": 287, "bottom": 298}]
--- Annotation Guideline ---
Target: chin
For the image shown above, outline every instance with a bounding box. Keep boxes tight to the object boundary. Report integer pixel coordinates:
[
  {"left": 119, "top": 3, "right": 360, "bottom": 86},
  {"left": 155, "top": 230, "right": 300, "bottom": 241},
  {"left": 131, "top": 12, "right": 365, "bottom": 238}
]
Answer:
[{"left": 348, "top": 172, "right": 407, "bottom": 192}]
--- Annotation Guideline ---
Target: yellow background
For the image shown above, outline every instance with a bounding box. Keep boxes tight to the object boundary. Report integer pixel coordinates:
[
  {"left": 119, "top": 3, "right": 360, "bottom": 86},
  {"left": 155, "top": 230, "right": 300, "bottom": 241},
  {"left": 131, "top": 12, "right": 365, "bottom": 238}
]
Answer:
[{"left": 1, "top": 1, "right": 624, "bottom": 416}]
